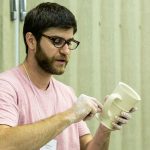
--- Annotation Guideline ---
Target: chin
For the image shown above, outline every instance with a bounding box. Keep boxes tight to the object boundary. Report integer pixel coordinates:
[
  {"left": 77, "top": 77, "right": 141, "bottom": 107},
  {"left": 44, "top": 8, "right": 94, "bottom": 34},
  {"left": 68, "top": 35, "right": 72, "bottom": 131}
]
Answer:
[
  {"left": 53, "top": 67, "right": 66, "bottom": 75},
  {"left": 55, "top": 70, "right": 65, "bottom": 75},
  {"left": 48, "top": 69, "right": 65, "bottom": 75}
]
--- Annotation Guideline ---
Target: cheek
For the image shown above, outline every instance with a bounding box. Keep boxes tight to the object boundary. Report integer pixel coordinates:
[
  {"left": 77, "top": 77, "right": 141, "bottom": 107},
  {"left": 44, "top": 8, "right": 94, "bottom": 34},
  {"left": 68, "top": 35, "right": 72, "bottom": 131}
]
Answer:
[{"left": 40, "top": 42, "right": 57, "bottom": 57}]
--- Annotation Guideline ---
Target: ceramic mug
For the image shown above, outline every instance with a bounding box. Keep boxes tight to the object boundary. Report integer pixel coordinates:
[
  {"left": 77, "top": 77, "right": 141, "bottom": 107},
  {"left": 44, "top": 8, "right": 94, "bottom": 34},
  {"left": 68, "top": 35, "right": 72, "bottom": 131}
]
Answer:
[{"left": 98, "top": 82, "right": 141, "bottom": 129}]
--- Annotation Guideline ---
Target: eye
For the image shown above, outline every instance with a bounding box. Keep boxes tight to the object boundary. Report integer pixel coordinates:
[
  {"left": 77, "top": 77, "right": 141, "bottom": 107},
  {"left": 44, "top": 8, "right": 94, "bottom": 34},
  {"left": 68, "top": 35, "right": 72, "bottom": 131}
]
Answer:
[{"left": 53, "top": 37, "right": 65, "bottom": 45}]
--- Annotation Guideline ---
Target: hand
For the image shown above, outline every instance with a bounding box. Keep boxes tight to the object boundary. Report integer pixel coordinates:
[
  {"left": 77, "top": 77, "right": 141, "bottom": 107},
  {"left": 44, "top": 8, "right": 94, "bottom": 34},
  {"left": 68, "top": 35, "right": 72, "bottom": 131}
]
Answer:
[
  {"left": 111, "top": 108, "right": 137, "bottom": 130},
  {"left": 70, "top": 94, "right": 103, "bottom": 123},
  {"left": 101, "top": 95, "right": 138, "bottom": 130}
]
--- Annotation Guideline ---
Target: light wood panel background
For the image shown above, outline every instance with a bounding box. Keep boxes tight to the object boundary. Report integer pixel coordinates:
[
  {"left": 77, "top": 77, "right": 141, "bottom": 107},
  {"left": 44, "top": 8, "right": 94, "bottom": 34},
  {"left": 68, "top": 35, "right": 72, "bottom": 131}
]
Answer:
[{"left": 0, "top": 0, "right": 149, "bottom": 149}]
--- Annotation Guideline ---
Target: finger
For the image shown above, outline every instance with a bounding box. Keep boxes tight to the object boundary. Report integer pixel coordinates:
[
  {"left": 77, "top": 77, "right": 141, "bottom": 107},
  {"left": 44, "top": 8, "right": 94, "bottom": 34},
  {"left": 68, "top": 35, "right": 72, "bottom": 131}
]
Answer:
[
  {"left": 91, "top": 98, "right": 103, "bottom": 109},
  {"left": 78, "top": 94, "right": 103, "bottom": 111},
  {"left": 84, "top": 104, "right": 98, "bottom": 121},
  {"left": 88, "top": 99, "right": 103, "bottom": 113},
  {"left": 84, "top": 113, "right": 94, "bottom": 121},
  {"left": 120, "top": 112, "right": 132, "bottom": 120},
  {"left": 114, "top": 116, "right": 128, "bottom": 125},
  {"left": 84, "top": 109, "right": 98, "bottom": 121},
  {"left": 112, "top": 122, "right": 122, "bottom": 130},
  {"left": 104, "top": 95, "right": 109, "bottom": 102},
  {"left": 90, "top": 105, "right": 98, "bottom": 115},
  {"left": 129, "top": 107, "right": 138, "bottom": 113}
]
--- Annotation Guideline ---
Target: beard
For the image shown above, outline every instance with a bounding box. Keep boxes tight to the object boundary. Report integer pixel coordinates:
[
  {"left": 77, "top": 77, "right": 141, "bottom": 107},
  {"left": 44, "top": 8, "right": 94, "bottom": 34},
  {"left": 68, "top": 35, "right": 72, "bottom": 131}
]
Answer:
[{"left": 35, "top": 43, "right": 68, "bottom": 75}]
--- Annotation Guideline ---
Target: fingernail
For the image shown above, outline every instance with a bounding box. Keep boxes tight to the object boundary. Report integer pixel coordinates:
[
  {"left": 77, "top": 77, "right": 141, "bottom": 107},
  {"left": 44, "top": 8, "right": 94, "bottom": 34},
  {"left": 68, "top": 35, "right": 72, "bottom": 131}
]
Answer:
[
  {"left": 115, "top": 116, "right": 118, "bottom": 119},
  {"left": 121, "top": 112, "right": 126, "bottom": 116}
]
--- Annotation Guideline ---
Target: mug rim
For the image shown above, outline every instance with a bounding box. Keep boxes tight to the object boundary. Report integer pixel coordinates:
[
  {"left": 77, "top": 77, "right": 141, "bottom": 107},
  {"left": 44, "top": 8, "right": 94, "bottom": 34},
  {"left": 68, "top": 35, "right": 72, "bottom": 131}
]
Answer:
[{"left": 119, "top": 82, "right": 141, "bottom": 101}]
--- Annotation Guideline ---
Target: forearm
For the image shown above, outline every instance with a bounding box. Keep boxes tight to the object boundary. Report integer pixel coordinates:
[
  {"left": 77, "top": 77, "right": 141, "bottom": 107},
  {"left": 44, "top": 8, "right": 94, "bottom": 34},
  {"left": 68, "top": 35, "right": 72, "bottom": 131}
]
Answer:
[
  {"left": 87, "top": 124, "right": 111, "bottom": 150},
  {"left": 0, "top": 109, "right": 73, "bottom": 150}
]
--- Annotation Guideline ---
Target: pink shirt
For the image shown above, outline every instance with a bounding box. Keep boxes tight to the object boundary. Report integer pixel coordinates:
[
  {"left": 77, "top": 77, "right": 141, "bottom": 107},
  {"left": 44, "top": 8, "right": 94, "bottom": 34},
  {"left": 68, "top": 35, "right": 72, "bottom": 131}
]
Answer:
[{"left": 0, "top": 67, "right": 90, "bottom": 150}]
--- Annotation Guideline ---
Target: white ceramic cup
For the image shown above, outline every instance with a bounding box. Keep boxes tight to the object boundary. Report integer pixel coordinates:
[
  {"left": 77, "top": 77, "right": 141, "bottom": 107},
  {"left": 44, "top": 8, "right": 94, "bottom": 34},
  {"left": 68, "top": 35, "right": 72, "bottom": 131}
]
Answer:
[{"left": 98, "top": 82, "right": 141, "bottom": 129}]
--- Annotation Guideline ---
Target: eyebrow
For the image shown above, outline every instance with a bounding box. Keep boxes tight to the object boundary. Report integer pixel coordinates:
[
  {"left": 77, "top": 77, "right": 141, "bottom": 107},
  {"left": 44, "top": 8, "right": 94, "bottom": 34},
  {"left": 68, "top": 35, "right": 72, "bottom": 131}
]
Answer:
[{"left": 48, "top": 35, "right": 74, "bottom": 41}]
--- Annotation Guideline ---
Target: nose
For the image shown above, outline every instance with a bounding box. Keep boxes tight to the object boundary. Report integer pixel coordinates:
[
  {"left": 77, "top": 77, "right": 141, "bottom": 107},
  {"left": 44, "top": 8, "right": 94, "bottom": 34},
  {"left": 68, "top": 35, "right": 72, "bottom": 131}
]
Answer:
[{"left": 59, "top": 44, "right": 70, "bottom": 55}]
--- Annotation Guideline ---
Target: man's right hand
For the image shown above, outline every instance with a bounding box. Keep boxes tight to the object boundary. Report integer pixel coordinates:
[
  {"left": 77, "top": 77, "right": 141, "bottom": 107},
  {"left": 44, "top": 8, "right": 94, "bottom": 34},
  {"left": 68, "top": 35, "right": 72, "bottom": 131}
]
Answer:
[{"left": 69, "top": 94, "right": 103, "bottom": 123}]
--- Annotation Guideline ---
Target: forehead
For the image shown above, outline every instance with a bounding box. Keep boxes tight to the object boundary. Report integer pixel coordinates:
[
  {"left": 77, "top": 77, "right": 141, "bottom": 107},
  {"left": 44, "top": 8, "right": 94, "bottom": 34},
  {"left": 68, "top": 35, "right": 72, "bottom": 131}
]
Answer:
[{"left": 44, "top": 27, "right": 74, "bottom": 38}]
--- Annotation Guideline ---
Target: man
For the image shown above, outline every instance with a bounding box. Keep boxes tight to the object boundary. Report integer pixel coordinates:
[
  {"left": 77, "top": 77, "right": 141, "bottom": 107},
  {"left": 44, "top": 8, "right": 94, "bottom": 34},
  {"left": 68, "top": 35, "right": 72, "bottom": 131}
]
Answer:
[{"left": 0, "top": 2, "right": 133, "bottom": 150}]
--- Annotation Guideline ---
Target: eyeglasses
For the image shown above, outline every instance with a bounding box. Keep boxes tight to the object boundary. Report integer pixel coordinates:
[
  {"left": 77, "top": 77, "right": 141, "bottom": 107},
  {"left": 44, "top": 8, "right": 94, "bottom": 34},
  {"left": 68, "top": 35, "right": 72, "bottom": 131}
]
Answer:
[{"left": 41, "top": 34, "right": 80, "bottom": 50}]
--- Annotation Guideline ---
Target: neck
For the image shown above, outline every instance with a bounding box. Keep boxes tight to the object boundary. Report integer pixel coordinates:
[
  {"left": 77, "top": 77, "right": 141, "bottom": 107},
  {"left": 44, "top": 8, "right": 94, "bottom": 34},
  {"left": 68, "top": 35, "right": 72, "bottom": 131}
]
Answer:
[{"left": 22, "top": 61, "right": 52, "bottom": 90}]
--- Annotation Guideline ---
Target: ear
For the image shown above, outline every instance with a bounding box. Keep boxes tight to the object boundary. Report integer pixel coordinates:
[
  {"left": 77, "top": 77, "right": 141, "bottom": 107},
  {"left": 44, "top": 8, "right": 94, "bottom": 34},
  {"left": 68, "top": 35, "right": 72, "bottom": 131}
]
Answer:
[{"left": 25, "top": 32, "right": 37, "bottom": 51}]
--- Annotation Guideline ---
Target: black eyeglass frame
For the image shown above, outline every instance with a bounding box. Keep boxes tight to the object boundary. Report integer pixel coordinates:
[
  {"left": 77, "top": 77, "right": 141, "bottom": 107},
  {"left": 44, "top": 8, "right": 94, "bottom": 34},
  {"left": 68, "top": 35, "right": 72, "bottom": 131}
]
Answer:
[{"left": 41, "top": 34, "right": 80, "bottom": 50}]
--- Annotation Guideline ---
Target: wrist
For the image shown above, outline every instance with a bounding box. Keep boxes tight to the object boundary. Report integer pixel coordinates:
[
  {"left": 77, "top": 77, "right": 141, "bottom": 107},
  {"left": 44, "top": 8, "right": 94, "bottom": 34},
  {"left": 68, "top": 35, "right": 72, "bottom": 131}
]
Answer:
[
  {"left": 63, "top": 108, "right": 77, "bottom": 125},
  {"left": 99, "top": 123, "right": 112, "bottom": 133}
]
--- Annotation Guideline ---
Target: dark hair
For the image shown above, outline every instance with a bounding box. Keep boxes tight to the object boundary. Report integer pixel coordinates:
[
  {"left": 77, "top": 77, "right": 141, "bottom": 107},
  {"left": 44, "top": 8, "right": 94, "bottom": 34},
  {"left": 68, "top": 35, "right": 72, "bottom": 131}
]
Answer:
[{"left": 23, "top": 2, "right": 77, "bottom": 54}]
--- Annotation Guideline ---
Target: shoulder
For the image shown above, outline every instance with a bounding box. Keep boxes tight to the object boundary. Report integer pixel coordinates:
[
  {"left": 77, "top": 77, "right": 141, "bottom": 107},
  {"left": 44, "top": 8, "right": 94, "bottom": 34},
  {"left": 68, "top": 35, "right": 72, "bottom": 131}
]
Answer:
[
  {"left": 0, "top": 67, "right": 22, "bottom": 91},
  {"left": 0, "top": 67, "right": 19, "bottom": 79}
]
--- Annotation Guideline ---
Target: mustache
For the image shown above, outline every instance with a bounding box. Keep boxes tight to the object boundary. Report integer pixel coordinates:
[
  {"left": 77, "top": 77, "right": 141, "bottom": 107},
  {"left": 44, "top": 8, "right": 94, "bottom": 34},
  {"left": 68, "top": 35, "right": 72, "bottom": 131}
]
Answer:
[{"left": 55, "top": 56, "right": 69, "bottom": 63}]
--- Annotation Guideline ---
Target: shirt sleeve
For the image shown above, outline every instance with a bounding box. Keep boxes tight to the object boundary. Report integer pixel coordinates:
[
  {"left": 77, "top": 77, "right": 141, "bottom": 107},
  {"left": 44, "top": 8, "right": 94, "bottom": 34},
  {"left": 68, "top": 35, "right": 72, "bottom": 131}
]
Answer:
[
  {"left": 78, "top": 120, "right": 91, "bottom": 137},
  {"left": 0, "top": 79, "right": 19, "bottom": 126}
]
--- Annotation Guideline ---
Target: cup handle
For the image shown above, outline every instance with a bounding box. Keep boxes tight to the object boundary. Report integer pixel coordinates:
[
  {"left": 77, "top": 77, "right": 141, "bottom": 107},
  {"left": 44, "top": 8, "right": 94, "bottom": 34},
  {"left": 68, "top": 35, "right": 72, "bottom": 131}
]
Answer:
[{"left": 103, "top": 93, "right": 122, "bottom": 117}]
